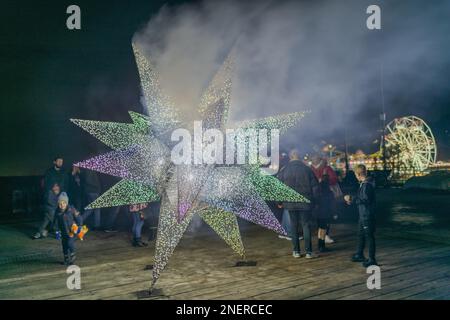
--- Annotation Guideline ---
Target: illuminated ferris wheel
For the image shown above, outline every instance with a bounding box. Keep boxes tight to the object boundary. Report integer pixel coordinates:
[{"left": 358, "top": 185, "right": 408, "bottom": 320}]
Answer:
[{"left": 383, "top": 116, "right": 437, "bottom": 173}]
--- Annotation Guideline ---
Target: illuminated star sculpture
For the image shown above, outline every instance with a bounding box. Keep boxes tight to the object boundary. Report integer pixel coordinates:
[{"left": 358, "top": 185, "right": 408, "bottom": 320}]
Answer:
[{"left": 71, "top": 43, "right": 309, "bottom": 291}]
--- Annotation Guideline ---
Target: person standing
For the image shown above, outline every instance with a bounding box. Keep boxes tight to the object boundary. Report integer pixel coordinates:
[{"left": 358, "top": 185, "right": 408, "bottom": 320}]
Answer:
[
  {"left": 80, "top": 169, "right": 102, "bottom": 230},
  {"left": 341, "top": 169, "right": 359, "bottom": 222},
  {"left": 341, "top": 169, "right": 359, "bottom": 195},
  {"left": 277, "top": 164, "right": 292, "bottom": 241},
  {"left": 129, "top": 203, "right": 148, "bottom": 247},
  {"left": 278, "top": 149, "right": 320, "bottom": 259},
  {"left": 54, "top": 192, "right": 83, "bottom": 266},
  {"left": 36, "top": 156, "right": 68, "bottom": 239},
  {"left": 279, "top": 207, "right": 292, "bottom": 240},
  {"left": 32, "top": 183, "right": 61, "bottom": 239},
  {"left": 43, "top": 156, "right": 68, "bottom": 193},
  {"left": 316, "top": 171, "right": 334, "bottom": 252},
  {"left": 69, "top": 166, "right": 82, "bottom": 211},
  {"left": 276, "top": 163, "right": 303, "bottom": 242},
  {"left": 103, "top": 206, "right": 121, "bottom": 233},
  {"left": 311, "top": 155, "right": 339, "bottom": 244},
  {"left": 344, "top": 164, "right": 378, "bottom": 267},
  {"left": 146, "top": 201, "right": 160, "bottom": 242}
]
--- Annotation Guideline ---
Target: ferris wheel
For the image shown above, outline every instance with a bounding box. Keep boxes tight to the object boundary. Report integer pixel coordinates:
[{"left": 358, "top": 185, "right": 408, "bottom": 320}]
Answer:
[{"left": 383, "top": 116, "right": 437, "bottom": 173}]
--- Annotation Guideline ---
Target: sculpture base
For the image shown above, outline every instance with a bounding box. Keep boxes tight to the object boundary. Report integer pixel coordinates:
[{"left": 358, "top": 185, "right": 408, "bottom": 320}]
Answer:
[
  {"left": 136, "top": 288, "right": 165, "bottom": 299},
  {"left": 234, "top": 260, "right": 257, "bottom": 267}
]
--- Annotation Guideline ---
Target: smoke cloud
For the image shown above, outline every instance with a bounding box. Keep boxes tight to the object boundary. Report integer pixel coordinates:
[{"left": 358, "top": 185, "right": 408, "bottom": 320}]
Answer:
[{"left": 133, "top": 0, "right": 450, "bottom": 155}]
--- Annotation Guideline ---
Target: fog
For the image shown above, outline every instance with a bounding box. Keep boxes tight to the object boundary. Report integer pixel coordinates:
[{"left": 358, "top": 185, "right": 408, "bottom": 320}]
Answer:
[{"left": 133, "top": 0, "right": 450, "bottom": 154}]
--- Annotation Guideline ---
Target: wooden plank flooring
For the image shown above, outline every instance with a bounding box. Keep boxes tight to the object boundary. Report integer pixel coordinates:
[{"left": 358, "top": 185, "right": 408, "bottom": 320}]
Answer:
[{"left": 0, "top": 223, "right": 449, "bottom": 300}]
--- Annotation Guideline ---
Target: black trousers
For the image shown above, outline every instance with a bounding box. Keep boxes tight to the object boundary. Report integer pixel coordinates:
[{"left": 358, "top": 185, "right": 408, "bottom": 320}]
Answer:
[
  {"left": 288, "top": 210, "right": 312, "bottom": 254},
  {"left": 356, "top": 218, "right": 376, "bottom": 260},
  {"left": 61, "top": 236, "right": 76, "bottom": 256}
]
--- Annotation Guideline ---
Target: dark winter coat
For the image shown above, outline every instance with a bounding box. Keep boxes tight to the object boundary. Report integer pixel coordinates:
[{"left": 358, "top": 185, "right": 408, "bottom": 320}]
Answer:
[
  {"left": 277, "top": 160, "right": 320, "bottom": 211},
  {"left": 354, "top": 176, "right": 376, "bottom": 226},
  {"left": 317, "top": 178, "right": 334, "bottom": 219},
  {"left": 54, "top": 205, "right": 83, "bottom": 238},
  {"left": 43, "top": 167, "right": 69, "bottom": 192},
  {"left": 80, "top": 169, "right": 101, "bottom": 194}
]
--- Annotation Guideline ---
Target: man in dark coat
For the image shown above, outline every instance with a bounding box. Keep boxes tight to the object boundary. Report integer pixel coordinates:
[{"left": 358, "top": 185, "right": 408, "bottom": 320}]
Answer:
[
  {"left": 80, "top": 169, "right": 102, "bottom": 230},
  {"left": 278, "top": 149, "right": 320, "bottom": 258},
  {"left": 69, "top": 166, "right": 82, "bottom": 211},
  {"left": 35, "top": 156, "right": 68, "bottom": 239},
  {"left": 43, "top": 156, "right": 68, "bottom": 193}
]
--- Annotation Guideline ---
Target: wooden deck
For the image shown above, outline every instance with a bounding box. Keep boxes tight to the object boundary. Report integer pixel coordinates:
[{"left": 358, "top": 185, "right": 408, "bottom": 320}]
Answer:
[{"left": 0, "top": 221, "right": 449, "bottom": 300}]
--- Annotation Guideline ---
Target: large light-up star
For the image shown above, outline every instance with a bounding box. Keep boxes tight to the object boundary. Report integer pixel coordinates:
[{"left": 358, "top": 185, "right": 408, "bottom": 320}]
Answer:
[{"left": 71, "top": 43, "right": 308, "bottom": 290}]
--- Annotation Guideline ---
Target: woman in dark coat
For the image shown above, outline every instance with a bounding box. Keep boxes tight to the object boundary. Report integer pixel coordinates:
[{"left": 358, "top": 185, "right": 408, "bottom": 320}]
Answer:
[{"left": 317, "top": 172, "right": 334, "bottom": 252}]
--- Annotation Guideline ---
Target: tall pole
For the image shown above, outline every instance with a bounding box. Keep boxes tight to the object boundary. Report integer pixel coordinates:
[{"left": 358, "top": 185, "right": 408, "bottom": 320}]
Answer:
[
  {"left": 380, "top": 63, "right": 387, "bottom": 172},
  {"left": 344, "top": 128, "right": 349, "bottom": 172}
]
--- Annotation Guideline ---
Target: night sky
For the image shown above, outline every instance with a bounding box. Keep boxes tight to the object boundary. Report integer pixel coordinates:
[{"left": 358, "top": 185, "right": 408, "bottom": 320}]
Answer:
[{"left": 1, "top": 0, "right": 449, "bottom": 176}]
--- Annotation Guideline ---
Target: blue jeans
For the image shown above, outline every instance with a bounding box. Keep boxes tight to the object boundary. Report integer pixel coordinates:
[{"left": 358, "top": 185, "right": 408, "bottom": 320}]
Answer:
[
  {"left": 282, "top": 209, "right": 293, "bottom": 238},
  {"left": 82, "top": 193, "right": 101, "bottom": 228},
  {"left": 132, "top": 212, "right": 144, "bottom": 241},
  {"left": 288, "top": 210, "right": 312, "bottom": 254}
]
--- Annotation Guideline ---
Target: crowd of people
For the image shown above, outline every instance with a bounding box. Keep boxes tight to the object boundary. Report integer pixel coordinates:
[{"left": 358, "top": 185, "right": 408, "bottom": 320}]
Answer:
[
  {"left": 32, "top": 156, "right": 158, "bottom": 265},
  {"left": 277, "top": 149, "right": 378, "bottom": 267},
  {"left": 33, "top": 152, "right": 378, "bottom": 268}
]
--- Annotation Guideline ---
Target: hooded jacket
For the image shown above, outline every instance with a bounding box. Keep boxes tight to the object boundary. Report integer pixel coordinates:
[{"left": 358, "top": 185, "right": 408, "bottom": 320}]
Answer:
[{"left": 278, "top": 159, "right": 320, "bottom": 211}]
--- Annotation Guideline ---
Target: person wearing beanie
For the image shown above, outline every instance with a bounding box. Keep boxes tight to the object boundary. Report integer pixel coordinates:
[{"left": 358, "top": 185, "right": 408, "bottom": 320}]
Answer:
[
  {"left": 344, "top": 164, "right": 378, "bottom": 267},
  {"left": 32, "top": 183, "right": 61, "bottom": 239},
  {"left": 53, "top": 192, "right": 83, "bottom": 266},
  {"left": 58, "top": 192, "right": 69, "bottom": 205}
]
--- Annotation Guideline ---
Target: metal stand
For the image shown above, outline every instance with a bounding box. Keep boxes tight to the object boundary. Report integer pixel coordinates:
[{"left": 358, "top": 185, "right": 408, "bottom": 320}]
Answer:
[
  {"left": 136, "top": 288, "right": 165, "bottom": 299},
  {"left": 234, "top": 260, "right": 257, "bottom": 267}
]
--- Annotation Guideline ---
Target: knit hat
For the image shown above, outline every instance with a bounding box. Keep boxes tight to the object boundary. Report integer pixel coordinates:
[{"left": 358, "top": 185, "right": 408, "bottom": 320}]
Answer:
[{"left": 58, "top": 192, "right": 69, "bottom": 204}]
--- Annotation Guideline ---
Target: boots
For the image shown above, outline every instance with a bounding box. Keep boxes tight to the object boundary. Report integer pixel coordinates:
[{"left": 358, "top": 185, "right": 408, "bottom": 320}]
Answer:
[
  {"left": 64, "top": 255, "right": 71, "bottom": 266},
  {"left": 63, "top": 253, "right": 76, "bottom": 266},
  {"left": 132, "top": 238, "right": 148, "bottom": 247},
  {"left": 318, "top": 239, "right": 331, "bottom": 253},
  {"left": 32, "top": 230, "right": 48, "bottom": 239},
  {"left": 363, "top": 259, "right": 378, "bottom": 268},
  {"left": 147, "top": 228, "right": 157, "bottom": 242},
  {"left": 32, "top": 232, "right": 42, "bottom": 239},
  {"left": 351, "top": 253, "right": 366, "bottom": 262}
]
